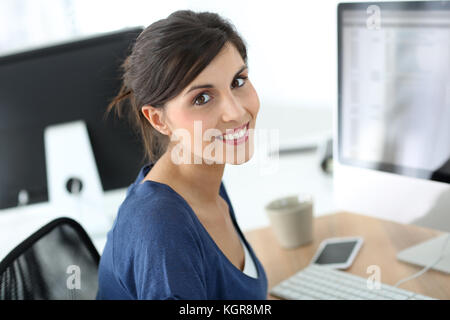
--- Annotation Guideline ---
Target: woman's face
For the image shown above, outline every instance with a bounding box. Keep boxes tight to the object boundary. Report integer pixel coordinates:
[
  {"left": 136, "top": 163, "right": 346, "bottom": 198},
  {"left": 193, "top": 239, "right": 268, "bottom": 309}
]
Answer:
[{"left": 161, "top": 42, "right": 260, "bottom": 165}]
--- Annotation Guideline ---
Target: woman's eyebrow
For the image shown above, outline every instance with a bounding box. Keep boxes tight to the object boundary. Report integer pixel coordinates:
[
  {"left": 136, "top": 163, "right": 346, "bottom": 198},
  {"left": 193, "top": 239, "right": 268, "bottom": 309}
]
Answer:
[{"left": 184, "top": 65, "right": 248, "bottom": 96}]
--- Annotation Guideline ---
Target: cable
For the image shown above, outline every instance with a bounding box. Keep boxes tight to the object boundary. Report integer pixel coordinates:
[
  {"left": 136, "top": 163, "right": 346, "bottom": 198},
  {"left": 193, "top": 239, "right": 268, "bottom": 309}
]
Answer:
[{"left": 394, "top": 233, "right": 450, "bottom": 299}]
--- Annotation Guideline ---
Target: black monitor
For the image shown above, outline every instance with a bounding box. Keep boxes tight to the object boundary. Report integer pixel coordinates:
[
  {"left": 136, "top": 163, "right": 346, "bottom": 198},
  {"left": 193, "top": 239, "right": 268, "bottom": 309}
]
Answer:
[{"left": 0, "top": 27, "right": 145, "bottom": 210}]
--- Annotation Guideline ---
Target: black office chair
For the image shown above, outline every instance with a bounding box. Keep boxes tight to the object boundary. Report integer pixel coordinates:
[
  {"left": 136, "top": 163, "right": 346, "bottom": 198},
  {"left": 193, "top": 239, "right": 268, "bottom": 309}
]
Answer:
[{"left": 0, "top": 217, "right": 100, "bottom": 300}]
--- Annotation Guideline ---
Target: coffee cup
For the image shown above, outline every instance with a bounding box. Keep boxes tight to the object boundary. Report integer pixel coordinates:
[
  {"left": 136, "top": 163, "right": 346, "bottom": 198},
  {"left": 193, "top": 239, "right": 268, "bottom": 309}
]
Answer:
[{"left": 265, "top": 194, "right": 314, "bottom": 249}]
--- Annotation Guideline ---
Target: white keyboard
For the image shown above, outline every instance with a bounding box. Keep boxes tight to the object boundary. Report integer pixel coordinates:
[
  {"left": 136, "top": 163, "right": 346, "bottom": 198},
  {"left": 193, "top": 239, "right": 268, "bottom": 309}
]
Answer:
[{"left": 270, "top": 264, "right": 436, "bottom": 300}]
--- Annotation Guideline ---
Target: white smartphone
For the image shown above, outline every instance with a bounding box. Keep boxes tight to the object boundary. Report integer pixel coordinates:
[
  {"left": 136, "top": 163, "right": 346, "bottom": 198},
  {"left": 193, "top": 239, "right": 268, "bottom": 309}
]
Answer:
[{"left": 310, "top": 236, "right": 364, "bottom": 269}]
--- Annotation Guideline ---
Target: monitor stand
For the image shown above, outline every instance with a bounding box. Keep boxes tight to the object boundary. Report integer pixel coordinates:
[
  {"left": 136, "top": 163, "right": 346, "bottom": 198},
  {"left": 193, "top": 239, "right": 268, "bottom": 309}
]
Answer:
[
  {"left": 44, "top": 120, "right": 111, "bottom": 237},
  {"left": 397, "top": 233, "right": 450, "bottom": 274}
]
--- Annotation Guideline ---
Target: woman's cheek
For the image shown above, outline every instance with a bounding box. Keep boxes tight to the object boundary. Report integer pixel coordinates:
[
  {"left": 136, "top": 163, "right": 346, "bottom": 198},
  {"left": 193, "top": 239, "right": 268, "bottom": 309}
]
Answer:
[{"left": 248, "top": 84, "right": 260, "bottom": 117}]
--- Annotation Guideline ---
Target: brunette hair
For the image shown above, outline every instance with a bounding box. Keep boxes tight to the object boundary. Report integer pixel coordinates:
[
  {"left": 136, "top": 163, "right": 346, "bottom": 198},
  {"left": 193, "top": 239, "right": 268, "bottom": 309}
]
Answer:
[{"left": 106, "top": 10, "right": 248, "bottom": 163}]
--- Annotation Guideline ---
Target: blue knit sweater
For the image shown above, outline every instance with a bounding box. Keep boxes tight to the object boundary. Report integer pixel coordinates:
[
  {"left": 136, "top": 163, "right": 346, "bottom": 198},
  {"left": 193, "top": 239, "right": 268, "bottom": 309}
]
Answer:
[{"left": 96, "top": 163, "right": 268, "bottom": 300}]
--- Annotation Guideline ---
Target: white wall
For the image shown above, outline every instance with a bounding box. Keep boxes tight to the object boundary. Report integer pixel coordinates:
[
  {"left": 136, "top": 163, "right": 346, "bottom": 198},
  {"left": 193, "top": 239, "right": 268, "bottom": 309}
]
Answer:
[{"left": 0, "top": 0, "right": 189, "bottom": 54}]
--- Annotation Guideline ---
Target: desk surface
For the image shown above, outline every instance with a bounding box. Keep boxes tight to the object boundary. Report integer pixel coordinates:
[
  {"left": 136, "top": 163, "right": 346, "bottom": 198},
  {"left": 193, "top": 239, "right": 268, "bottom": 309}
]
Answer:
[{"left": 244, "top": 211, "right": 450, "bottom": 300}]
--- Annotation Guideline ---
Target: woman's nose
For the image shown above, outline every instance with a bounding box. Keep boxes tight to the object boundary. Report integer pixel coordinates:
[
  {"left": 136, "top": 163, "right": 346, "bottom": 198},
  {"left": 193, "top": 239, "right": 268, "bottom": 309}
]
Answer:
[{"left": 220, "top": 91, "right": 247, "bottom": 122}]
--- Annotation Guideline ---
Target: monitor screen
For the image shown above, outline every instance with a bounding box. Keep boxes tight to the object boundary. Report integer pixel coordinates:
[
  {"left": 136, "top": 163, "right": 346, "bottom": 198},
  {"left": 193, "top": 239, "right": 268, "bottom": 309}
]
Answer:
[
  {"left": 0, "top": 27, "right": 145, "bottom": 209},
  {"left": 338, "top": 2, "right": 450, "bottom": 184}
]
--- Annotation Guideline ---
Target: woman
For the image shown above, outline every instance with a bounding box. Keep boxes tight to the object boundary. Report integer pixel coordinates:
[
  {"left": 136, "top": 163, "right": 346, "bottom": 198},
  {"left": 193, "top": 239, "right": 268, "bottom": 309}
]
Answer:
[{"left": 96, "top": 9, "right": 268, "bottom": 300}]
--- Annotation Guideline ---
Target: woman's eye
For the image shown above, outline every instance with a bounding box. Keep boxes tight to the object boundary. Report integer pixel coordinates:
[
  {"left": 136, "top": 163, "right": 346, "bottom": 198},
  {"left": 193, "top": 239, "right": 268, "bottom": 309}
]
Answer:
[
  {"left": 232, "top": 76, "right": 248, "bottom": 89},
  {"left": 193, "top": 93, "right": 211, "bottom": 106}
]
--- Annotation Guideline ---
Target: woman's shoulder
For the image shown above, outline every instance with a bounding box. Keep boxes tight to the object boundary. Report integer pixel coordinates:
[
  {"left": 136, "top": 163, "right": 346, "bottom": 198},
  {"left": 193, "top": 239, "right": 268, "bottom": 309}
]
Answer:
[
  {"left": 107, "top": 182, "right": 184, "bottom": 247},
  {"left": 104, "top": 182, "right": 207, "bottom": 299},
  {"left": 115, "top": 182, "right": 195, "bottom": 234}
]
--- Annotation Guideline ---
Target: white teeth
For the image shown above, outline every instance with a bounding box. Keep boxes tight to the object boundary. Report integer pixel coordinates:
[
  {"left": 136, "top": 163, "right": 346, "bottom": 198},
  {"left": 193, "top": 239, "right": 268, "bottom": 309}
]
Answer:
[{"left": 218, "top": 126, "right": 247, "bottom": 141}]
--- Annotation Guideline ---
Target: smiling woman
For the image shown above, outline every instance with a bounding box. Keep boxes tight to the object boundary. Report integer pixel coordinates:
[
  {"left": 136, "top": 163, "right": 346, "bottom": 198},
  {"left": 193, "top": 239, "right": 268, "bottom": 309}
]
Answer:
[{"left": 96, "top": 10, "right": 268, "bottom": 300}]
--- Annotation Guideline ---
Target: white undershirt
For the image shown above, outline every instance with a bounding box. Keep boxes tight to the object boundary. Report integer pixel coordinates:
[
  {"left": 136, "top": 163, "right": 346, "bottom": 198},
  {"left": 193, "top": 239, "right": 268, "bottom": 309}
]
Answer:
[{"left": 239, "top": 234, "right": 258, "bottom": 278}]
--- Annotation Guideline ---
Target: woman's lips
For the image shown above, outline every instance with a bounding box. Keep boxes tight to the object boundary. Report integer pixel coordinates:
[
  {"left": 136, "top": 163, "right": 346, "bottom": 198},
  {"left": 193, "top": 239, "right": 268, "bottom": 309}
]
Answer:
[
  {"left": 215, "top": 121, "right": 250, "bottom": 145},
  {"left": 216, "top": 121, "right": 249, "bottom": 137}
]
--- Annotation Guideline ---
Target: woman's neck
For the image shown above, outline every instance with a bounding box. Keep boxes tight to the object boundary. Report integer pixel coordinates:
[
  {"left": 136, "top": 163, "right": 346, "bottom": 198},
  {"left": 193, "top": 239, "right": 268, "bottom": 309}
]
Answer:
[{"left": 149, "top": 147, "right": 226, "bottom": 206}]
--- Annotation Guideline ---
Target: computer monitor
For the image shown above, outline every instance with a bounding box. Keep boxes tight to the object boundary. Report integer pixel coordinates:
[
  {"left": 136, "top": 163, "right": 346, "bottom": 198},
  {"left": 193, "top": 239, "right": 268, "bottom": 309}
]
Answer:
[
  {"left": 338, "top": 1, "right": 450, "bottom": 184},
  {"left": 0, "top": 27, "right": 145, "bottom": 210},
  {"left": 336, "top": 1, "right": 450, "bottom": 273}
]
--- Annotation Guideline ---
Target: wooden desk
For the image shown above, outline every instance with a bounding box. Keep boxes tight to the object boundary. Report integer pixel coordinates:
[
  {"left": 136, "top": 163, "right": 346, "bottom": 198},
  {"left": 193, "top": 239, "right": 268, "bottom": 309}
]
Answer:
[{"left": 244, "top": 211, "right": 450, "bottom": 300}]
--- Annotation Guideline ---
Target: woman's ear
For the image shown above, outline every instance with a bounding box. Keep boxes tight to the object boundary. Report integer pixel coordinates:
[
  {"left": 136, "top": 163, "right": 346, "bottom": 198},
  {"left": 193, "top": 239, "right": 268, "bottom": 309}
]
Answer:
[{"left": 141, "top": 105, "right": 171, "bottom": 136}]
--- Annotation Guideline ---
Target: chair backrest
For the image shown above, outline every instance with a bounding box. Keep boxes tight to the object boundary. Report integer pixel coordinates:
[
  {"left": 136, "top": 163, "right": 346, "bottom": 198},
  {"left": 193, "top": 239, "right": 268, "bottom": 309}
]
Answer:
[{"left": 0, "top": 217, "right": 100, "bottom": 300}]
